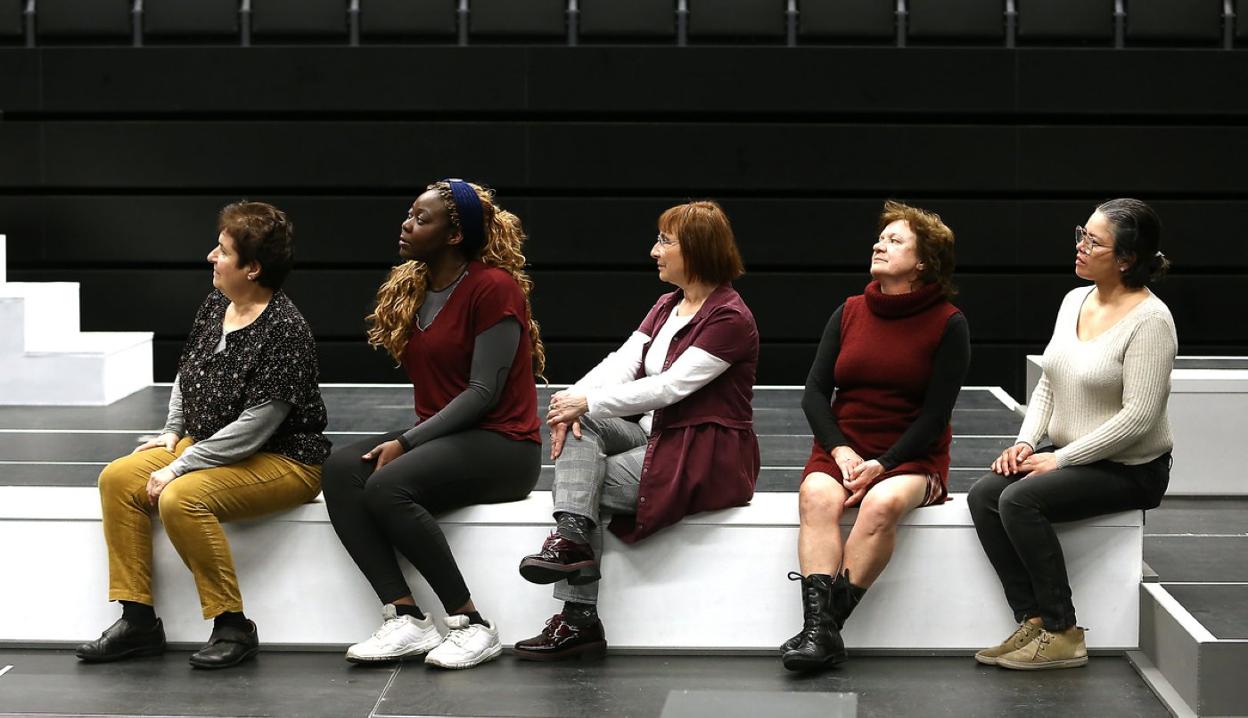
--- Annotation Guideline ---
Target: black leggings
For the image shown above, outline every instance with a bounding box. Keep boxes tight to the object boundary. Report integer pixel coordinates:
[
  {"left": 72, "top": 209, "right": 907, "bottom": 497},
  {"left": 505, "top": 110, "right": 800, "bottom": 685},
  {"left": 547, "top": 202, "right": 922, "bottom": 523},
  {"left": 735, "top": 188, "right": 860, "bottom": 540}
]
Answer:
[
  {"left": 967, "top": 449, "right": 1170, "bottom": 631},
  {"left": 321, "top": 429, "right": 541, "bottom": 611}
]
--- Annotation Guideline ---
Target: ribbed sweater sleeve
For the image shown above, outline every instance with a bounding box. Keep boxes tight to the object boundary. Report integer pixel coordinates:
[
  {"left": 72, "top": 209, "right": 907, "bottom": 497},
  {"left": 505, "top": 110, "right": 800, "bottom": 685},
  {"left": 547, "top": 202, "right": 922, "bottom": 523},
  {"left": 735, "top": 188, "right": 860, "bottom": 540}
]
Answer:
[
  {"left": 1017, "top": 371, "right": 1054, "bottom": 450},
  {"left": 1053, "top": 313, "right": 1177, "bottom": 467}
]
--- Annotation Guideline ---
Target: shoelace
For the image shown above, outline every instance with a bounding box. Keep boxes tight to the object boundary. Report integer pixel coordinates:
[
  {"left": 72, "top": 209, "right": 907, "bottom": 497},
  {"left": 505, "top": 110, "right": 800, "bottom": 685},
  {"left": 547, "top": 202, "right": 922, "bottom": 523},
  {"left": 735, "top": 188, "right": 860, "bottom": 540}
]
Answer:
[
  {"left": 372, "top": 617, "right": 407, "bottom": 640},
  {"left": 445, "top": 624, "right": 481, "bottom": 647}
]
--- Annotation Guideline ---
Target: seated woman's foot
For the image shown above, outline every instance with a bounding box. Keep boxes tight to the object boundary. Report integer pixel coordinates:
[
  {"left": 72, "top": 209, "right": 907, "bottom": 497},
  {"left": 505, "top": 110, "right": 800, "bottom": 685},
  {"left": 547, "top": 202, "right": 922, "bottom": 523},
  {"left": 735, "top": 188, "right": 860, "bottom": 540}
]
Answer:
[
  {"left": 974, "top": 622, "right": 1043, "bottom": 666},
  {"left": 781, "top": 574, "right": 847, "bottom": 672},
  {"left": 778, "top": 629, "right": 803, "bottom": 655},
  {"left": 996, "top": 626, "right": 1088, "bottom": 671},
  {"left": 188, "top": 620, "right": 260, "bottom": 669},
  {"left": 75, "top": 617, "right": 166, "bottom": 663},
  {"left": 513, "top": 613, "right": 608, "bottom": 661},
  {"left": 347, "top": 605, "right": 443, "bottom": 664},
  {"left": 518, "top": 532, "right": 599, "bottom": 585},
  {"left": 424, "top": 615, "right": 502, "bottom": 669}
]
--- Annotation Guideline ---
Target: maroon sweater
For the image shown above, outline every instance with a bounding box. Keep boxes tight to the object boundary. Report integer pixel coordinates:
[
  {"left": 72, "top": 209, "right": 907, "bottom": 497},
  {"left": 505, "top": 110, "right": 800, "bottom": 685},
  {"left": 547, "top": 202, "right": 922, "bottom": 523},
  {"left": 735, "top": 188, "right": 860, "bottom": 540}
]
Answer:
[{"left": 802, "top": 281, "right": 969, "bottom": 499}]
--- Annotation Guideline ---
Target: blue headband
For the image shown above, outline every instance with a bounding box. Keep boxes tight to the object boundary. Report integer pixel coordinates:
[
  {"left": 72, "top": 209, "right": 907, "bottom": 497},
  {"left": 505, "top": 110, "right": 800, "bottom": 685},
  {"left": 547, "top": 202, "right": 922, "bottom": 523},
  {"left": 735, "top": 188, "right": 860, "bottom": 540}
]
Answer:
[{"left": 442, "top": 178, "right": 485, "bottom": 252}]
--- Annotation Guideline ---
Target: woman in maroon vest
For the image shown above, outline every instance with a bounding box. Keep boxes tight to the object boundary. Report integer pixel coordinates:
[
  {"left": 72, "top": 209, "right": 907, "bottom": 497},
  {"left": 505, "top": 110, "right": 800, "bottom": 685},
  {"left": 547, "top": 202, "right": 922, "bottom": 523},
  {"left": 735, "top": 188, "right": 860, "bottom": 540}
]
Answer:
[
  {"left": 782, "top": 201, "right": 970, "bottom": 672},
  {"left": 513, "top": 200, "right": 760, "bottom": 660}
]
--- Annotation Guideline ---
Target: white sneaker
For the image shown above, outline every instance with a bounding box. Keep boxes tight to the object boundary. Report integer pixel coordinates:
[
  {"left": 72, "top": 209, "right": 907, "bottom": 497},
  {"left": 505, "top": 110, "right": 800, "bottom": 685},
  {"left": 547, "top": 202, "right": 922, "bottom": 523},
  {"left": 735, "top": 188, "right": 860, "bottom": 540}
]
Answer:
[
  {"left": 423, "top": 615, "right": 502, "bottom": 669},
  {"left": 345, "top": 604, "right": 442, "bottom": 663}
]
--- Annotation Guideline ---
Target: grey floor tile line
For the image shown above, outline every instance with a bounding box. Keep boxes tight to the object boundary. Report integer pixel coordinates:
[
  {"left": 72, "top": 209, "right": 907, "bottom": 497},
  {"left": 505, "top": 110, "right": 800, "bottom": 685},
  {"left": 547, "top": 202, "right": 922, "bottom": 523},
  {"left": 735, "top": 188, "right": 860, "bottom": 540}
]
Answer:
[{"left": 369, "top": 663, "right": 405, "bottom": 718}]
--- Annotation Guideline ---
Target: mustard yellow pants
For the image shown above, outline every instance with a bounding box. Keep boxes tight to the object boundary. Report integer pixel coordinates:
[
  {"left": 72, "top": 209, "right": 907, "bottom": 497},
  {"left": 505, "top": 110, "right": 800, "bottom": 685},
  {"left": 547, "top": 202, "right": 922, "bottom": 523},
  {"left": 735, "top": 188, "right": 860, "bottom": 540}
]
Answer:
[{"left": 98, "top": 437, "right": 321, "bottom": 619}]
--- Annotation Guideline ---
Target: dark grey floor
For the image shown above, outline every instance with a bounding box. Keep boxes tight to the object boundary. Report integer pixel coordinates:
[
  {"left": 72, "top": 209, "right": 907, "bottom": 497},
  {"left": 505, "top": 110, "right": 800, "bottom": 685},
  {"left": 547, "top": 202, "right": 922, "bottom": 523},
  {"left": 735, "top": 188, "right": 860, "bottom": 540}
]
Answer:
[
  {"left": 0, "top": 650, "right": 1168, "bottom": 718},
  {"left": 0, "top": 386, "right": 1020, "bottom": 491}
]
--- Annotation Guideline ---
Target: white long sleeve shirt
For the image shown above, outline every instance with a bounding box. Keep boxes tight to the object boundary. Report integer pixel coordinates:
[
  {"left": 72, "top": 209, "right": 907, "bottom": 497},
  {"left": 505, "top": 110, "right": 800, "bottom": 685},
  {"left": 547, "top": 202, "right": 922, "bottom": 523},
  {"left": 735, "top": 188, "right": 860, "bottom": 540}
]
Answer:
[{"left": 574, "top": 309, "right": 731, "bottom": 435}]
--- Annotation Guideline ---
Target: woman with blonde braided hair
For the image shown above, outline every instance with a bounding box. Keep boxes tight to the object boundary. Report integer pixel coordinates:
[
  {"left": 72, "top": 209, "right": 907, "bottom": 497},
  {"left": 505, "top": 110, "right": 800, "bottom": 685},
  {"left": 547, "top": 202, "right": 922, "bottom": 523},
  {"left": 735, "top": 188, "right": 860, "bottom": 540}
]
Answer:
[{"left": 321, "top": 179, "right": 543, "bottom": 670}]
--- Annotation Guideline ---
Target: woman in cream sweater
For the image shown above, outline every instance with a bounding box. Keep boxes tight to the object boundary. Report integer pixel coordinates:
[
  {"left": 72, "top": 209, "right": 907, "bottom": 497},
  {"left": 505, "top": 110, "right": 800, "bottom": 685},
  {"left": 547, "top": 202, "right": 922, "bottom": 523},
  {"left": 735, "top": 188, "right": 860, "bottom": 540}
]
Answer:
[{"left": 968, "top": 198, "right": 1175, "bottom": 671}]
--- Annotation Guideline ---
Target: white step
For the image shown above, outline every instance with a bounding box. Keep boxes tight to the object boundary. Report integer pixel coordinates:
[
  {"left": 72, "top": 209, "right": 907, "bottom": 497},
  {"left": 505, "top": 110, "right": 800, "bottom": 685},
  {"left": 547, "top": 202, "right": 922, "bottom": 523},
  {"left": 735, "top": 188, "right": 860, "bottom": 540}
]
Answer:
[
  {"left": 0, "top": 235, "right": 153, "bottom": 405},
  {"left": 0, "top": 487, "right": 1143, "bottom": 651}
]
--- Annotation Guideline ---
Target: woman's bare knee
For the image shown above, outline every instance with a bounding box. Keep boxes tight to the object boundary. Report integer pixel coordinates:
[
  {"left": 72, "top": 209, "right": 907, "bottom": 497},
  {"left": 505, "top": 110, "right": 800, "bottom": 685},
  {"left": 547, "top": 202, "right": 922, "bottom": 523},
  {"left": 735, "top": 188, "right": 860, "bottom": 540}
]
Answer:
[{"left": 800, "top": 473, "right": 847, "bottom": 522}]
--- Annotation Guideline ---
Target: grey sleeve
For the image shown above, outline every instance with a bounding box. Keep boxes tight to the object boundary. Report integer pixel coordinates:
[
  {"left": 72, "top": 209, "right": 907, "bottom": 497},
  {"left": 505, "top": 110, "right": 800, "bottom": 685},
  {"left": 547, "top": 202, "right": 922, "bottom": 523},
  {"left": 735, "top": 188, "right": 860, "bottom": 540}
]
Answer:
[
  {"left": 167, "top": 400, "right": 293, "bottom": 476},
  {"left": 162, "top": 375, "right": 185, "bottom": 436},
  {"left": 397, "top": 318, "right": 521, "bottom": 451}
]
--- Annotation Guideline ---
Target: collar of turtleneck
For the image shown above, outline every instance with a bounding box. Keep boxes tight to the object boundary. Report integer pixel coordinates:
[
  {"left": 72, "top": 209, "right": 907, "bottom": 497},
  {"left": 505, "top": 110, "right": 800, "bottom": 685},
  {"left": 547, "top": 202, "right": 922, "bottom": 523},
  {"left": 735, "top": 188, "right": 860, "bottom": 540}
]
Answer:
[{"left": 863, "top": 279, "right": 946, "bottom": 318}]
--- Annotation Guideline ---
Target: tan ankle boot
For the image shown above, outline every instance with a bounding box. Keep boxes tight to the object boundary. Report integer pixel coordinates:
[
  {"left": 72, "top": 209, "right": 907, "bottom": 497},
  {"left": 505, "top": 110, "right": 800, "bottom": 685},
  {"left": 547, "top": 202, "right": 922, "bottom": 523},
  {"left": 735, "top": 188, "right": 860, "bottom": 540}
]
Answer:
[
  {"left": 996, "top": 626, "right": 1088, "bottom": 670},
  {"left": 974, "top": 622, "right": 1042, "bottom": 666}
]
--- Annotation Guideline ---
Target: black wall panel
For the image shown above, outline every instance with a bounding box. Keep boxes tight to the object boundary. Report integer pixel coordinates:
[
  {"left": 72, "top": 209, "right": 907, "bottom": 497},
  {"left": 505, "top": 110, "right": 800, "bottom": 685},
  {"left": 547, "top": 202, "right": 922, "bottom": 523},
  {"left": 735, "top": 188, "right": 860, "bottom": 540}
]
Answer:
[
  {"left": 251, "top": 0, "right": 347, "bottom": 39},
  {"left": 798, "top": 0, "right": 895, "bottom": 41},
  {"left": 12, "top": 47, "right": 1248, "bottom": 116},
  {"left": 579, "top": 0, "right": 675, "bottom": 40},
  {"left": 1017, "top": 0, "right": 1114, "bottom": 43},
  {"left": 688, "top": 0, "right": 787, "bottom": 40},
  {"left": 359, "top": 0, "right": 457, "bottom": 39},
  {"left": 907, "top": 0, "right": 1004, "bottom": 42},
  {"left": 2, "top": 45, "right": 1244, "bottom": 400},
  {"left": 1, "top": 0, "right": 23, "bottom": 39},
  {"left": 35, "top": 0, "right": 131, "bottom": 40},
  {"left": 469, "top": 0, "right": 566, "bottom": 39},
  {"left": 143, "top": 0, "right": 239, "bottom": 38},
  {"left": 1126, "top": 0, "right": 1223, "bottom": 44}
]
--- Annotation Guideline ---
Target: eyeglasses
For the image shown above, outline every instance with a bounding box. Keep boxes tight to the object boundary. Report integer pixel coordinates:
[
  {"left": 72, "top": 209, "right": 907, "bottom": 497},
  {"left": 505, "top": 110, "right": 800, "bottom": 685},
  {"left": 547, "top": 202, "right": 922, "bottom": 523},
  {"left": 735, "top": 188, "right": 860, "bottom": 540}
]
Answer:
[
  {"left": 654, "top": 233, "right": 678, "bottom": 248},
  {"left": 1074, "top": 226, "right": 1112, "bottom": 255}
]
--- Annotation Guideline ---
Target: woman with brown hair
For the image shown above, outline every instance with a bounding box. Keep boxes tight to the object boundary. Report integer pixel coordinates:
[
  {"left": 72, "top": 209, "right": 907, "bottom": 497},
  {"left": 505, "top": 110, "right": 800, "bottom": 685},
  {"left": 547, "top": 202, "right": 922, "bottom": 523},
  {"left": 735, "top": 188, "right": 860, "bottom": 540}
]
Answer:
[
  {"left": 77, "top": 201, "right": 330, "bottom": 669},
  {"left": 513, "top": 200, "right": 760, "bottom": 661},
  {"left": 320, "top": 179, "right": 544, "bottom": 670},
  {"left": 782, "top": 200, "right": 970, "bottom": 672}
]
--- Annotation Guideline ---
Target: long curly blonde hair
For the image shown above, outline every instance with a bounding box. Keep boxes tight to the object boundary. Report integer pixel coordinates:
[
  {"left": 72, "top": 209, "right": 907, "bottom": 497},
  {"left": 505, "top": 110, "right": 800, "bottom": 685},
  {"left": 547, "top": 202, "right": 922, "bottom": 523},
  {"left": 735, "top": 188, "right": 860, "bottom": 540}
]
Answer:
[{"left": 366, "top": 181, "right": 546, "bottom": 378}]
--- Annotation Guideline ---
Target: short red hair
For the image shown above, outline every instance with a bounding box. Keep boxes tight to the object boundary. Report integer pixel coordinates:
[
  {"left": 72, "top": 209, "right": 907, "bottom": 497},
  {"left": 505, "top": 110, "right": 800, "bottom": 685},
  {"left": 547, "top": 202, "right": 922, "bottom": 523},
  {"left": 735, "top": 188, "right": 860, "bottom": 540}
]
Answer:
[{"left": 657, "top": 200, "right": 745, "bottom": 286}]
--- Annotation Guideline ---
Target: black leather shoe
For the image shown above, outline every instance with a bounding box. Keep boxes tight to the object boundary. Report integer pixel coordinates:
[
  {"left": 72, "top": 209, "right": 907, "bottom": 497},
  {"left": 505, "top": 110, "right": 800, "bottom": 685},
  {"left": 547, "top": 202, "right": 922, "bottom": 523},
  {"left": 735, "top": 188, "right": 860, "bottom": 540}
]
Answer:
[
  {"left": 188, "top": 620, "right": 259, "bottom": 669},
  {"left": 513, "top": 613, "right": 607, "bottom": 661},
  {"left": 76, "top": 617, "right": 167, "bottom": 663},
  {"left": 782, "top": 573, "right": 848, "bottom": 672},
  {"left": 518, "top": 532, "right": 599, "bottom": 585}
]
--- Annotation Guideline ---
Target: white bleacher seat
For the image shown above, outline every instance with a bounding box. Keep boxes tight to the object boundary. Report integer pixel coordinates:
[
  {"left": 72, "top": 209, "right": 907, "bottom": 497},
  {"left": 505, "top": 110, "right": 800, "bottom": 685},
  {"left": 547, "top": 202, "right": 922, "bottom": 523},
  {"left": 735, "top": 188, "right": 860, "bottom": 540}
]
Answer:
[{"left": 0, "top": 486, "right": 1142, "bottom": 651}]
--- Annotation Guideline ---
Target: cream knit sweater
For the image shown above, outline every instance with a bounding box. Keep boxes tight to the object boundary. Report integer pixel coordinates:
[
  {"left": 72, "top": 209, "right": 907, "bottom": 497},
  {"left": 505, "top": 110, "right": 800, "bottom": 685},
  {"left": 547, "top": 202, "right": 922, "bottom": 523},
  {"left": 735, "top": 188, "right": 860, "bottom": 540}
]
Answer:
[{"left": 1018, "top": 285, "right": 1177, "bottom": 468}]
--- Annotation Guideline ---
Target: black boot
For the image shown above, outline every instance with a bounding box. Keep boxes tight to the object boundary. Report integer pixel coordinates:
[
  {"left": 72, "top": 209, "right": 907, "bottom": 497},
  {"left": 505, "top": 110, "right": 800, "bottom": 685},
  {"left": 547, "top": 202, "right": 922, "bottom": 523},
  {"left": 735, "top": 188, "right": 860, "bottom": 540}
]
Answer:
[
  {"left": 781, "top": 573, "right": 846, "bottom": 672},
  {"left": 780, "top": 572, "right": 806, "bottom": 653},
  {"left": 831, "top": 569, "right": 867, "bottom": 628}
]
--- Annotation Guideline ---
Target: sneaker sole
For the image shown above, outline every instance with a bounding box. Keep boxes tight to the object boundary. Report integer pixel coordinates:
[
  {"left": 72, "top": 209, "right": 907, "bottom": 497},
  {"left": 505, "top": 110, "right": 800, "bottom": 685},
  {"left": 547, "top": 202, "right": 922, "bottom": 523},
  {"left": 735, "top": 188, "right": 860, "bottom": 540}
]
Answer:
[
  {"left": 518, "top": 558, "right": 599, "bottom": 585},
  {"left": 513, "top": 640, "right": 608, "bottom": 662},
  {"left": 75, "top": 643, "right": 166, "bottom": 663},
  {"left": 996, "top": 655, "right": 1088, "bottom": 671},
  {"left": 974, "top": 653, "right": 1001, "bottom": 666},
  {"left": 346, "top": 639, "right": 443, "bottom": 664},
  {"left": 423, "top": 642, "right": 503, "bottom": 670}
]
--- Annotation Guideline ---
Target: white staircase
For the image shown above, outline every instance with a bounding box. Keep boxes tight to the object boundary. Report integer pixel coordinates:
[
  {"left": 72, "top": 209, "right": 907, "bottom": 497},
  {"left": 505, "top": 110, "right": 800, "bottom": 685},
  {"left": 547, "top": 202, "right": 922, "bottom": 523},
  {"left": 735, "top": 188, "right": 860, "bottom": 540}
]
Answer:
[{"left": 0, "top": 234, "right": 153, "bottom": 405}]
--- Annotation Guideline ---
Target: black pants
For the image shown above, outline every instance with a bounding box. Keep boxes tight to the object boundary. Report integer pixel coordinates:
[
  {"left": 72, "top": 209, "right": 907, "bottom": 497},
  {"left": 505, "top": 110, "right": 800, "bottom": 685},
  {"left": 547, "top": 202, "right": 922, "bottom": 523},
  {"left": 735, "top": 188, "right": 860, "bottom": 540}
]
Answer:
[
  {"left": 967, "top": 449, "right": 1170, "bottom": 631},
  {"left": 321, "top": 429, "right": 540, "bottom": 612}
]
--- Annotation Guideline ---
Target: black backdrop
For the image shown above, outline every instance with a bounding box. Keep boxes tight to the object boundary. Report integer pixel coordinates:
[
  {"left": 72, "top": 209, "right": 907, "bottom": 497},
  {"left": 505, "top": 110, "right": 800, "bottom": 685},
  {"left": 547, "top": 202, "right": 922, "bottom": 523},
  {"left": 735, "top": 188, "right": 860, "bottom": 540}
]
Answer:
[{"left": 2, "top": 46, "right": 1246, "bottom": 400}]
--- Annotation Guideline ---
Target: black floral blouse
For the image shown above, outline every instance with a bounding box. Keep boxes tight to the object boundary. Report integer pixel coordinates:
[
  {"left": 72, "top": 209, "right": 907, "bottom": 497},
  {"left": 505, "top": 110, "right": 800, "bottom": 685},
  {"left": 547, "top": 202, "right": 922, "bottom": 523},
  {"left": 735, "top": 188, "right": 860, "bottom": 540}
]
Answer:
[{"left": 177, "top": 290, "right": 331, "bottom": 466}]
